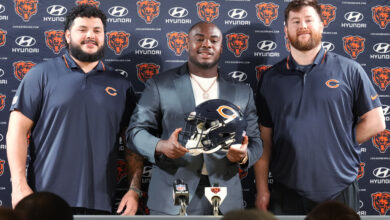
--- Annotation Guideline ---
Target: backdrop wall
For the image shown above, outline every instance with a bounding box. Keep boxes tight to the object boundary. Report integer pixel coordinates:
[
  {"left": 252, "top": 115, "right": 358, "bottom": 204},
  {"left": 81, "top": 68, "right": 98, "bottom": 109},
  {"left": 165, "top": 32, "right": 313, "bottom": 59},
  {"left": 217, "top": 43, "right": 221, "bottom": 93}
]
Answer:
[{"left": 0, "top": 0, "right": 389, "bottom": 216}]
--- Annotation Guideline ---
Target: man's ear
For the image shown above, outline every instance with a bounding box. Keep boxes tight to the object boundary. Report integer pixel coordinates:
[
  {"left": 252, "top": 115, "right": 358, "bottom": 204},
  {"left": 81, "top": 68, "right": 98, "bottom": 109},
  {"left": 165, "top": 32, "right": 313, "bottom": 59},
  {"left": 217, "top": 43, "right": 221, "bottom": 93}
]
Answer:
[{"left": 65, "top": 29, "right": 71, "bottom": 44}]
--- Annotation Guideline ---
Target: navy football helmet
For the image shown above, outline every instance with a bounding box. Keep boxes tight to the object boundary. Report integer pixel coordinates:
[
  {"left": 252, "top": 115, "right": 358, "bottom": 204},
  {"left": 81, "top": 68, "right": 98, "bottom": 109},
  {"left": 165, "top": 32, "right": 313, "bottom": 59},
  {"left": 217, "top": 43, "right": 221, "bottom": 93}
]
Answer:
[{"left": 180, "top": 99, "right": 247, "bottom": 156}]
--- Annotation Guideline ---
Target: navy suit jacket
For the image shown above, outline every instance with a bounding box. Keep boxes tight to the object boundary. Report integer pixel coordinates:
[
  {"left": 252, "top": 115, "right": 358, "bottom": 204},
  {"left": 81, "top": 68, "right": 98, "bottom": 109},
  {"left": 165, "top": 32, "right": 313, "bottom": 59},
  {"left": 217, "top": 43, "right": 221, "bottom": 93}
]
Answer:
[{"left": 127, "top": 63, "right": 262, "bottom": 214}]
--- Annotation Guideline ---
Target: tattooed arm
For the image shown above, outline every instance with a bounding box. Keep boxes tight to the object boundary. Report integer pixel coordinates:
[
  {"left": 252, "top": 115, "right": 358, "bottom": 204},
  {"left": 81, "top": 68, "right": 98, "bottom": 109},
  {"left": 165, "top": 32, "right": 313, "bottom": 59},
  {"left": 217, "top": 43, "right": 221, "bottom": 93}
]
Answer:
[{"left": 117, "top": 133, "right": 144, "bottom": 216}]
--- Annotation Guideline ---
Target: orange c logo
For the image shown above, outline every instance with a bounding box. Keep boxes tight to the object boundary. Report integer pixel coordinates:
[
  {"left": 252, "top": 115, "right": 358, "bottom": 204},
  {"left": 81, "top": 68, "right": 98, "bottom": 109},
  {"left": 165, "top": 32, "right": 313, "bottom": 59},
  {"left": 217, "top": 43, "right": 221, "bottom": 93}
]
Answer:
[
  {"left": 325, "top": 79, "right": 339, "bottom": 88},
  {"left": 217, "top": 105, "right": 238, "bottom": 119},
  {"left": 105, "top": 87, "right": 117, "bottom": 96}
]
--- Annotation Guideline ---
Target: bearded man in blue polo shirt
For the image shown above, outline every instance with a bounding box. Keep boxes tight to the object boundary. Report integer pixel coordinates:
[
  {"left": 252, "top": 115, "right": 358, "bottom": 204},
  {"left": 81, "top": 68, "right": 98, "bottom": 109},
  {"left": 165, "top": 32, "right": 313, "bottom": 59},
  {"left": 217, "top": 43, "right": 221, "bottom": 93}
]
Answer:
[
  {"left": 254, "top": 0, "right": 385, "bottom": 215},
  {"left": 6, "top": 5, "right": 142, "bottom": 215}
]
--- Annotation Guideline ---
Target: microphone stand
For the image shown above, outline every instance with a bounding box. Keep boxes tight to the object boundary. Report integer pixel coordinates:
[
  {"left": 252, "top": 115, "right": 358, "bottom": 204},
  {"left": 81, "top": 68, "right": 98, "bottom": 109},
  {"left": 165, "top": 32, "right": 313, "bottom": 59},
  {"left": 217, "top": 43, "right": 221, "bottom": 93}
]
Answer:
[
  {"left": 179, "top": 199, "right": 187, "bottom": 216},
  {"left": 212, "top": 196, "right": 220, "bottom": 216}
]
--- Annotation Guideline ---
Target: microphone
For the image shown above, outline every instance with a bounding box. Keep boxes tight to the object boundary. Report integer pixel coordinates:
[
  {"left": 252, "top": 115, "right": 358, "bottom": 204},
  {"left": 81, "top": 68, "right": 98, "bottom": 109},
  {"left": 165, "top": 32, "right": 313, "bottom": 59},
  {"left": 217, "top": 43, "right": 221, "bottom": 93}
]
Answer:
[
  {"left": 173, "top": 179, "right": 189, "bottom": 216},
  {"left": 205, "top": 184, "right": 227, "bottom": 216}
]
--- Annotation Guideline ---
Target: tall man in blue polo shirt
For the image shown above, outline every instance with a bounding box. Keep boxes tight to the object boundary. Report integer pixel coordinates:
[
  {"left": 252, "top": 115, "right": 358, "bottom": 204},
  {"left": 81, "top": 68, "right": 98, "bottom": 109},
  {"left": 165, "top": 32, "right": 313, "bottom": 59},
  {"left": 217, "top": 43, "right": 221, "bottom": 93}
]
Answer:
[
  {"left": 254, "top": 0, "right": 385, "bottom": 215},
  {"left": 6, "top": 5, "right": 142, "bottom": 215}
]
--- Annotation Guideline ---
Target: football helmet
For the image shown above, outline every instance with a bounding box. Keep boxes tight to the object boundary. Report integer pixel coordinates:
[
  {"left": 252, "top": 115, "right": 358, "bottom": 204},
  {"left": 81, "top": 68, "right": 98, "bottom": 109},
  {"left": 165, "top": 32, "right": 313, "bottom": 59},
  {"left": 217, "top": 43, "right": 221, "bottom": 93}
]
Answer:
[{"left": 180, "top": 99, "right": 247, "bottom": 156}]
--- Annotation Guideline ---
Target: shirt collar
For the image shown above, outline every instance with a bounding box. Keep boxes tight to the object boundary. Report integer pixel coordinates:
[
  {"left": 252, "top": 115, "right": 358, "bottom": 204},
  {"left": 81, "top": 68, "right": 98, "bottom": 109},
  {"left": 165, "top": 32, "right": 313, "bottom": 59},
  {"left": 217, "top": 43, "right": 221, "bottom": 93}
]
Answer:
[
  {"left": 286, "top": 47, "right": 327, "bottom": 71},
  {"left": 62, "top": 50, "right": 106, "bottom": 72}
]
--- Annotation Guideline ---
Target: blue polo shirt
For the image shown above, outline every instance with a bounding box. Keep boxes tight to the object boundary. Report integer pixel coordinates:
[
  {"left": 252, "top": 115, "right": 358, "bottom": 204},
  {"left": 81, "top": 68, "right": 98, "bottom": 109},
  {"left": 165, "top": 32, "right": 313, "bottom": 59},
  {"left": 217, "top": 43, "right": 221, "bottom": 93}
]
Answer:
[
  {"left": 256, "top": 47, "right": 381, "bottom": 202},
  {"left": 10, "top": 52, "right": 136, "bottom": 212}
]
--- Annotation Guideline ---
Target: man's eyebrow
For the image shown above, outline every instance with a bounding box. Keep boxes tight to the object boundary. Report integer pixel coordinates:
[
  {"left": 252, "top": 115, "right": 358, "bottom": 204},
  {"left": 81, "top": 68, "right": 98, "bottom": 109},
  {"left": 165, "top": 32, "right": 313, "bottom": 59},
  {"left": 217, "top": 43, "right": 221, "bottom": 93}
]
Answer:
[{"left": 194, "top": 33, "right": 220, "bottom": 38}]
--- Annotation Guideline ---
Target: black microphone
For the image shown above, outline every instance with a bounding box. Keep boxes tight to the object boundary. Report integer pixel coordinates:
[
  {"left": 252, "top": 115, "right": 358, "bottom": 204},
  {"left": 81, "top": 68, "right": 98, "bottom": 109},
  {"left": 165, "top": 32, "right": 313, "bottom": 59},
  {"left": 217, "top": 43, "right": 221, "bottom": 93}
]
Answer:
[{"left": 173, "top": 179, "right": 189, "bottom": 216}]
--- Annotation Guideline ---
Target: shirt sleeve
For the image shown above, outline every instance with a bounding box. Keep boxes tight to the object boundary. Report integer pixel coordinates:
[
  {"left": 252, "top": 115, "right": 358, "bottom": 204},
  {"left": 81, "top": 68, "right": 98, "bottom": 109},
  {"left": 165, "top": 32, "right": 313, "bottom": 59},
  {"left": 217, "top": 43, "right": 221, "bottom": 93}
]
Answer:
[
  {"left": 255, "top": 75, "right": 273, "bottom": 128},
  {"left": 353, "top": 64, "right": 382, "bottom": 117},
  {"left": 10, "top": 65, "right": 44, "bottom": 122}
]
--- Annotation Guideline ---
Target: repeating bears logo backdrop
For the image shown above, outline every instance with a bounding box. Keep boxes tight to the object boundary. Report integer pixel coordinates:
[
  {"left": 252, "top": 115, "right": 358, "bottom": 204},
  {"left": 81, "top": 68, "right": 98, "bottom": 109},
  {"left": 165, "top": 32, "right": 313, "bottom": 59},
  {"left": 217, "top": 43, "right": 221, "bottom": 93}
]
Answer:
[{"left": 0, "top": 0, "right": 389, "bottom": 215}]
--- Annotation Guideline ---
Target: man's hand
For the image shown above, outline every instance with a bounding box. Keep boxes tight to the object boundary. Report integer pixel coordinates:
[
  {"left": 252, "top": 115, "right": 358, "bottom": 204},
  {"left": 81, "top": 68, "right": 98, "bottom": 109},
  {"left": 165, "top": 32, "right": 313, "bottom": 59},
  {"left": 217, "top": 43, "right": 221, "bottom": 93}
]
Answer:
[
  {"left": 226, "top": 136, "right": 248, "bottom": 163},
  {"left": 156, "top": 128, "right": 188, "bottom": 159},
  {"left": 11, "top": 183, "right": 33, "bottom": 208},
  {"left": 256, "top": 190, "right": 270, "bottom": 211},
  {"left": 116, "top": 189, "right": 139, "bottom": 216}
]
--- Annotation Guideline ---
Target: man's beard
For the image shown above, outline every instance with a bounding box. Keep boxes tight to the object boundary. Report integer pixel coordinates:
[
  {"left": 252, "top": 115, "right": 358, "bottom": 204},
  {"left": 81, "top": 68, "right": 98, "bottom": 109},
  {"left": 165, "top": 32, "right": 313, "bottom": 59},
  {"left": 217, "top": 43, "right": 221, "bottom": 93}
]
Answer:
[
  {"left": 68, "top": 41, "right": 104, "bottom": 62},
  {"left": 288, "top": 29, "right": 322, "bottom": 51}
]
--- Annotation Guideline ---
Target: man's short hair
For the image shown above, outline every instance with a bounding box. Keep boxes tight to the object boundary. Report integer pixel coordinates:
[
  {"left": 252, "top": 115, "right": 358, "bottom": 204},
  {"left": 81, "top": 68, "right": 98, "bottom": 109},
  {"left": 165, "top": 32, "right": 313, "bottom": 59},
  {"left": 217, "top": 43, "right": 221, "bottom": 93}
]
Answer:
[
  {"left": 284, "top": 0, "right": 322, "bottom": 24},
  {"left": 188, "top": 21, "right": 221, "bottom": 35},
  {"left": 64, "top": 4, "right": 107, "bottom": 32},
  {"left": 14, "top": 192, "right": 73, "bottom": 220},
  {"left": 305, "top": 201, "right": 360, "bottom": 220},
  {"left": 0, "top": 207, "right": 21, "bottom": 220},
  {"left": 222, "top": 209, "right": 277, "bottom": 220}
]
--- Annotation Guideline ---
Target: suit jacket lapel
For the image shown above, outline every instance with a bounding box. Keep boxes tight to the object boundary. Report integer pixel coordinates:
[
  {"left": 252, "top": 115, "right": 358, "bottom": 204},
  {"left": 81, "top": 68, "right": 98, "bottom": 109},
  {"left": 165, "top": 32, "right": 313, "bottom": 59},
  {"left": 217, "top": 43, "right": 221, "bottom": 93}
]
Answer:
[
  {"left": 218, "top": 73, "right": 237, "bottom": 103},
  {"left": 173, "top": 64, "right": 196, "bottom": 115}
]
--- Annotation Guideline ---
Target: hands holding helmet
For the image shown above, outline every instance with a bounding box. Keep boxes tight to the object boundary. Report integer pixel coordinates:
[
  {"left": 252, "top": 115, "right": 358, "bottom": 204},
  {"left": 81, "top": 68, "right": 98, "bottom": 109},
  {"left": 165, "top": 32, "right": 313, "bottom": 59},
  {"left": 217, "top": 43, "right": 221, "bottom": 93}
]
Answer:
[
  {"left": 226, "top": 135, "right": 249, "bottom": 164},
  {"left": 156, "top": 99, "right": 249, "bottom": 164},
  {"left": 156, "top": 128, "right": 188, "bottom": 159},
  {"left": 158, "top": 127, "right": 249, "bottom": 164}
]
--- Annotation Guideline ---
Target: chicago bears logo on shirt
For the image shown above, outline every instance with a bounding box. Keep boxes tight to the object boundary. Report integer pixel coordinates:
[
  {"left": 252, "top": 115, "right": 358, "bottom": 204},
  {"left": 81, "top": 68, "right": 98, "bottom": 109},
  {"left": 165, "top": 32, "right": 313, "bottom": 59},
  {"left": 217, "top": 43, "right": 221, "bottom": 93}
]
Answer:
[
  {"left": 14, "top": 0, "right": 38, "bottom": 22},
  {"left": 0, "top": 94, "right": 6, "bottom": 111},
  {"left": 226, "top": 33, "right": 249, "bottom": 57},
  {"left": 105, "top": 87, "right": 117, "bottom": 96},
  {"left": 137, "top": 0, "right": 160, "bottom": 24},
  {"left": 196, "top": 1, "right": 220, "bottom": 22},
  {"left": 343, "top": 35, "right": 365, "bottom": 59},
  {"left": 372, "top": 67, "right": 390, "bottom": 91},
  {"left": 357, "top": 162, "right": 365, "bottom": 180},
  {"left": 372, "top": 130, "right": 390, "bottom": 153},
  {"left": 255, "top": 3, "right": 279, "bottom": 26},
  {"left": 116, "top": 159, "right": 127, "bottom": 183},
  {"left": 136, "top": 63, "right": 160, "bottom": 83},
  {"left": 371, "top": 5, "right": 390, "bottom": 29},
  {"left": 0, "top": 159, "right": 5, "bottom": 176},
  {"left": 0, "top": 29, "right": 6, "bottom": 47},
  {"left": 320, "top": 4, "right": 336, "bottom": 27},
  {"left": 75, "top": 0, "right": 100, "bottom": 7},
  {"left": 45, "top": 30, "right": 66, "bottom": 54},
  {"left": 255, "top": 65, "right": 272, "bottom": 81},
  {"left": 325, "top": 79, "right": 340, "bottom": 88},
  {"left": 371, "top": 192, "right": 390, "bottom": 215},
  {"left": 13, "top": 61, "right": 36, "bottom": 81},
  {"left": 106, "top": 31, "right": 130, "bottom": 55},
  {"left": 166, "top": 32, "right": 188, "bottom": 56}
]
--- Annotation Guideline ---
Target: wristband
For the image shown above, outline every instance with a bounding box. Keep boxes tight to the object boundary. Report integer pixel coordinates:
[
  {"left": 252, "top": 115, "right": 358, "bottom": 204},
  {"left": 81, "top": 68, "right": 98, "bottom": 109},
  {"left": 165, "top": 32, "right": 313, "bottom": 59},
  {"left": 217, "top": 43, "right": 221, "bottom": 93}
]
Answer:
[{"left": 129, "top": 187, "right": 143, "bottom": 198}]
